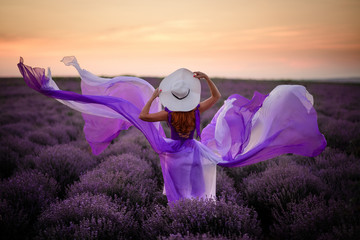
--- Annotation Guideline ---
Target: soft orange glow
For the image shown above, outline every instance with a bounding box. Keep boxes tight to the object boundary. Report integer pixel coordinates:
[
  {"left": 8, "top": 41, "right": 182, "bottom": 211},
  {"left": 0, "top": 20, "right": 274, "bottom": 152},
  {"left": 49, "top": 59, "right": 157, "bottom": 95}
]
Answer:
[{"left": 1, "top": 0, "right": 359, "bottom": 79}]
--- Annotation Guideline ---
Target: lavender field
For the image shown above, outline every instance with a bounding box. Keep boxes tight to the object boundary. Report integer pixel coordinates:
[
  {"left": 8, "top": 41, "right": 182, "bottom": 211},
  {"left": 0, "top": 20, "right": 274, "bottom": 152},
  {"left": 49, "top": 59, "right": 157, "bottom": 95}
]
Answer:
[{"left": 0, "top": 77, "right": 359, "bottom": 240}]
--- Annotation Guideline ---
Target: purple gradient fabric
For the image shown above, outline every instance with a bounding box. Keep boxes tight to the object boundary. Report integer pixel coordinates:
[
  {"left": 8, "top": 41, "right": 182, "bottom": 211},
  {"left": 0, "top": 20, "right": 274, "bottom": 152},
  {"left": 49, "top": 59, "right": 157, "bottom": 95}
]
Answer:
[
  {"left": 202, "top": 86, "right": 327, "bottom": 167},
  {"left": 17, "top": 57, "right": 327, "bottom": 202}
]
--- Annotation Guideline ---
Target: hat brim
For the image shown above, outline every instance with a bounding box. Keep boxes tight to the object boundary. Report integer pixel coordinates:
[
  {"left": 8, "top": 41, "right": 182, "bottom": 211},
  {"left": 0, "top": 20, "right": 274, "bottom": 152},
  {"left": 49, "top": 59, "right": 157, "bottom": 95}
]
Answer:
[{"left": 159, "top": 68, "right": 201, "bottom": 112}]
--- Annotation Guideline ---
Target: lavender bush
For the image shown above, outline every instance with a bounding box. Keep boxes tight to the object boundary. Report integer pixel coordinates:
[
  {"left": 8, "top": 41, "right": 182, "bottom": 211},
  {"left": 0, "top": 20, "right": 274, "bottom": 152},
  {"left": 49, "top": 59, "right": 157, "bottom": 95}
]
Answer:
[
  {"left": 321, "top": 117, "right": 360, "bottom": 155},
  {"left": 223, "top": 160, "right": 269, "bottom": 193},
  {"left": 243, "top": 159, "right": 327, "bottom": 232},
  {"left": 68, "top": 153, "right": 163, "bottom": 207},
  {"left": 162, "top": 232, "right": 252, "bottom": 240},
  {"left": 0, "top": 122, "right": 33, "bottom": 138},
  {"left": 101, "top": 128, "right": 165, "bottom": 189},
  {"left": 309, "top": 148, "right": 360, "bottom": 203},
  {"left": 144, "top": 198, "right": 262, "bottom": 239},
  {"left": 215, "top": 168, "right": 244, "bottom": 204},
  {"left": 0, "top": 170, "right": 57, "bottom": 239},
  {"left": 27, "top": 130, "right": 58, "bottom": 146},
  {"left": 0, "top": 146, "right": 19, "bottom": 179},
  {"left": 32, "top": 144, "right": 97, "bottom": 197},
  {"left": 101, "top": 129, "right": 145, "bottom": 158},
  {"left": 0, "top": 133, "right": 42, "bottom": 179},
  {"left": 271, "top": 194, "right": 360, "bottom": 240},
  {"left": 42, "top": 123, "right": 79, "bottom": 144},
  {"left": 36, "top": 193, "right": 137, "bottom": 239},
  {"left": 0, "top": 111, "right": 37, "bottom": 126},
  {"left": 1, "top": 135, "right": 41, "bottom": 158}
]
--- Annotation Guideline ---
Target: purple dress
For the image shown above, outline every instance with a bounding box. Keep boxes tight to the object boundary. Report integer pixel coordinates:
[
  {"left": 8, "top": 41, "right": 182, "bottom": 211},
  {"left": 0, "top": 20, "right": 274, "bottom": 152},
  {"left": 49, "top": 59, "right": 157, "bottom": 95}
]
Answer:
[
  {"left": 160, "top": 105, "right": 217, "bottom": 201},
  {"left": 17, "top": 56, "right": 327, "bottom": 202}
]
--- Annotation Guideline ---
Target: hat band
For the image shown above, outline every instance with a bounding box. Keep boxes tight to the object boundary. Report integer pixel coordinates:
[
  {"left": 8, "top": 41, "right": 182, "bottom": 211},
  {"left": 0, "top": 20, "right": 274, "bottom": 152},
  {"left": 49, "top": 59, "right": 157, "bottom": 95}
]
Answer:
[{"left": 172, "top": 89, "right": 190, "bottom": 100}]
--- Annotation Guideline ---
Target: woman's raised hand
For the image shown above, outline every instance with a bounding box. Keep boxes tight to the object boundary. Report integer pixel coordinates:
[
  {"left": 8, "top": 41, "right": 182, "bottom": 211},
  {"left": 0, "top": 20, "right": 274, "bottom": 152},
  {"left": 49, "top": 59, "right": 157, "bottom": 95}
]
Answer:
[
  {"left": 151, "top": 88, "right": 162, "bottom": 100},
  {"left": 194, "top": 71, "right": 221, "bottom": 114},
  {"left": 193, "top": 71, "right": 209, "bottom": 80}
]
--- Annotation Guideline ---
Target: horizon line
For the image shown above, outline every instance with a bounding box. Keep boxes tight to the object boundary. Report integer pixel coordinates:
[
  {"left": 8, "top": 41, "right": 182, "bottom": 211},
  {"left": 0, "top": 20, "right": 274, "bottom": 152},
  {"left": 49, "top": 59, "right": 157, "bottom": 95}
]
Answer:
[{"left": 2, "top": 75, "right": 360, "bottom": 83}]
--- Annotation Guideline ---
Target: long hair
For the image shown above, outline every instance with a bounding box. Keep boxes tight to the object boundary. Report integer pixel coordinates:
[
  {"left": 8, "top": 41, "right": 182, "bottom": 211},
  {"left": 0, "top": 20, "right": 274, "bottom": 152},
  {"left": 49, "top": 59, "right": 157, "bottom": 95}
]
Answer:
[{"left": 171, "top": 110, "right": 196, "bottom": 138}]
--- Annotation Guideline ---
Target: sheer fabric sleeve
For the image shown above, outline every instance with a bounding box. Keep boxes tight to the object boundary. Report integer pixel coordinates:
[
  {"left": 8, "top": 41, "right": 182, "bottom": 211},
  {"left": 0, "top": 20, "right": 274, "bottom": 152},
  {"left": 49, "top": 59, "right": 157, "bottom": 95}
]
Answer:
[
  {"left": 17, "top": 57, "right": 169, "bottom": 155},
  {"left": 201, "top": 85, "right": 327, "bottom": 167}
]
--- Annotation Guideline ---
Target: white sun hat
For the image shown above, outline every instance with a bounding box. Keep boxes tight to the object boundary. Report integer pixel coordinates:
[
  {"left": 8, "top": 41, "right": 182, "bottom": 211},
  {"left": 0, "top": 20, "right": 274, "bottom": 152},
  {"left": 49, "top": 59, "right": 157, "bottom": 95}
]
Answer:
[{"left": 159, "top": 68, "right": 201, "bottom": 112}]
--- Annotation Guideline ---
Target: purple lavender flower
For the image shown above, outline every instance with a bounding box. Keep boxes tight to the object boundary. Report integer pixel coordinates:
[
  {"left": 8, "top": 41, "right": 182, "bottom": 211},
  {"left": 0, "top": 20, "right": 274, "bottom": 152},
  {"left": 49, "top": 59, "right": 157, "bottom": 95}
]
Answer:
[
  {"left": 0, "top": 146, "right": 19, "bottom": 179},
  {"left": 0, "top": 170, "right": 57, "bottom": 239},
  {"left": 216, "top": 168, "right": 244, "bottom": 204},
  {"left": 27, "top": 130, "right": 58, "bottom": 146},
  {"left": 36, "top": 192, "right": 137, "bottom": 239},
  {"left": 68, "top": 153, "right": 162, "bottom": 207},
  {"left": 144, "top": 198, "right": 262, "bottom": 239},
  {"left": 243, "top": 160, "right": 327, "bottom": 232},
  {"left": 0, "top": 122, "right": 33, "bottom": 138},
  {"left": 271, "top": 194, "right": 359, "bottom": 240},
  {"left": 311, "top": 147, "right": 360, "bottom": 201},
  {"left": 41, "top": 123, "right": 79, "bottom": 144},
  {"left": 163, "top": 232, "right": 251, "bottom": 240},
  {"left": 1, "top": 135, "right": 41, "bottom": 157},
  {"left": 34, "top": 144, "right": 97, "bottom": 197}
]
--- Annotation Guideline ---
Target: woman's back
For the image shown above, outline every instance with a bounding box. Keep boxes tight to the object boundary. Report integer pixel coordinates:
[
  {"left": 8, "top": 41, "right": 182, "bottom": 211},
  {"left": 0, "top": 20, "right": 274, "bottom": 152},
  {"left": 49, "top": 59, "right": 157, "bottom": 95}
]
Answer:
[{"left": 165, "top": 105, "right": 200, "bottom": 140}]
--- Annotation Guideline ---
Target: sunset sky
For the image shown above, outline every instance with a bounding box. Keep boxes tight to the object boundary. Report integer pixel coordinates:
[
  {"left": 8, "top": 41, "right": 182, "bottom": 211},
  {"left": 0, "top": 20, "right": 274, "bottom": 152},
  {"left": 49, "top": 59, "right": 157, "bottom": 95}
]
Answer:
[{"left": 1, "top": 0, "right": 359, "bottom": 79}]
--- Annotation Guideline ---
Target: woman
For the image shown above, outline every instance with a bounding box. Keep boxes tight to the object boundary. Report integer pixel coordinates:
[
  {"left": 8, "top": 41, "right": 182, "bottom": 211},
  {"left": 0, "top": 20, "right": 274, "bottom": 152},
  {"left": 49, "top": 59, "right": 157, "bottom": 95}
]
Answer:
[
  {"left": 139, "top": 69, "right": 222, "bottom": 200},
  {"left": 17, "top": 56, "right": 327, "bottom": 202}
]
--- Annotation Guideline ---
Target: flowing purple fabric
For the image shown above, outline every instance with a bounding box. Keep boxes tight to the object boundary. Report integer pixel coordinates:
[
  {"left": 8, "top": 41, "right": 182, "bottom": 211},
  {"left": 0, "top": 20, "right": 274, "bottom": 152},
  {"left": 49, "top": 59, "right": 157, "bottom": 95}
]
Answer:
[
  {"left": 202, "top": 87, "right": 327, "bottom": 167},
  {"left": 17, "top": 57, "right": 327, "bottom": 202}
]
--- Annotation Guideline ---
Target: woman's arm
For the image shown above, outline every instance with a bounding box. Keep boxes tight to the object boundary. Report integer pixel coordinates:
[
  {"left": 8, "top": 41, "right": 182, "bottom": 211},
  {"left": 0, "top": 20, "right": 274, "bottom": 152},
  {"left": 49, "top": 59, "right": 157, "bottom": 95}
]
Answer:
[
  {"left": 139, "top": 88, "right": 168, "bottom": 122},
  {"left": 193, "top": 71, "right": 221, "bottom": 114}
]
